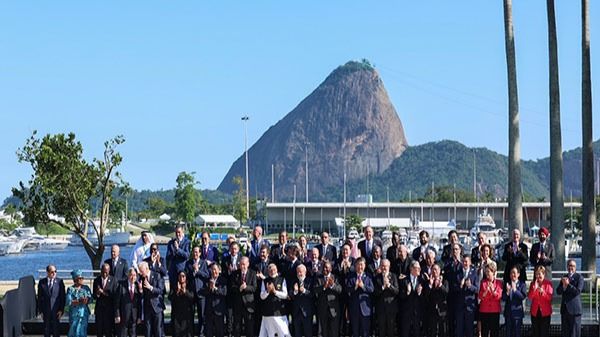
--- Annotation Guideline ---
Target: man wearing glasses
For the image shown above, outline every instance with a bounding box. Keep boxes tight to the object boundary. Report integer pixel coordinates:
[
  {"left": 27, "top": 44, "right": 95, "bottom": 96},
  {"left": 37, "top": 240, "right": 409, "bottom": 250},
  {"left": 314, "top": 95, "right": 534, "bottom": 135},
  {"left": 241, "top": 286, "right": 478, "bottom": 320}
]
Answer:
[
  {"left": 144, "top": 243, "right": 167, "bottom": 278},
  {"left": 37, "top": 264, "right": 66, "bottom": 337},
  {"left": 557, "top": 259, "right": 583, "bottom": 337}
]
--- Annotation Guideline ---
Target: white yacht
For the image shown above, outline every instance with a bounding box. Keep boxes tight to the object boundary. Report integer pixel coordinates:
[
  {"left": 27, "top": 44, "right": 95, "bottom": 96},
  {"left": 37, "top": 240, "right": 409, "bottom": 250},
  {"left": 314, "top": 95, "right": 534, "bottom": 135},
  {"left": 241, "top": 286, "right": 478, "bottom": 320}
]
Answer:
[
  {"left": 0, "top": 236, "right": 28, "bottom": 254},
  {"left": 69, "top": 222, "right": 131, "bottom": 246},
  {"left": 470, "top": 209, "right": 503, "bottom": 246},
  {"left": 14, "top": 227, "right": 70, "bottom": 251}
]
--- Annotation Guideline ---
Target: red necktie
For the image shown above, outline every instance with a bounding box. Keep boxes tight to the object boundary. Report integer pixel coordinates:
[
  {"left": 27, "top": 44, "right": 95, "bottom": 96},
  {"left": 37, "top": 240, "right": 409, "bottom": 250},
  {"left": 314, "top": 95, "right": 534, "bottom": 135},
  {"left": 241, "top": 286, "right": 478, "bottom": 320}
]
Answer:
[
  {"left": 242, "top": 273, "right": 246, "bottom": 283},
  {"left": 129, "top": 285, "right": 134, "bottom": 301}
]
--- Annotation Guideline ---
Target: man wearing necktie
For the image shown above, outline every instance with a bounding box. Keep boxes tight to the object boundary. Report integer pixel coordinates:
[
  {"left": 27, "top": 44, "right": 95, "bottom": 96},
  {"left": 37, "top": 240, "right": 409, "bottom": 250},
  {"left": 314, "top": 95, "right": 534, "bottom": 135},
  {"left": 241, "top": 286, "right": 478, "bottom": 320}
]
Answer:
[
  {"left": 529, "top": 227, "right": 555, "bottom": 280},
  {"left": 358, "top": 226, "right": 382, "bottom": 260},
  {"left": 232, "top": 257, "right": 257, "bottom": 337},
  {"left": 316, "top": 231, "right": 337, "bottom": 262},
  {"left": 93, "top": 263, "right": 117, "bottom": 337},
  {"left": 399, "top": 261, "right": 424, "bottom": 337},
  {"left": 502, "top": 229, "right": 528, "bottom": 283},
  {"left": 247, "top": 226, "right": 269, "bottom": 266},
  {"left": 38, "top": 264, "right": 66, "bottom": 337},
  {"left": 115, "top": 268, "right": 141, "bottom": 337},
  {"left": 557, "top": 260, "right": 583, "bottom": 337},
  {"left": 346, "top": 257, "right": 374, "bottom": 337},
  {"left": 104, "top": 245, "right": 129, "bottom": 282},
  {"left": 291, "top": 264, "right": 314, "bottom": 337}
]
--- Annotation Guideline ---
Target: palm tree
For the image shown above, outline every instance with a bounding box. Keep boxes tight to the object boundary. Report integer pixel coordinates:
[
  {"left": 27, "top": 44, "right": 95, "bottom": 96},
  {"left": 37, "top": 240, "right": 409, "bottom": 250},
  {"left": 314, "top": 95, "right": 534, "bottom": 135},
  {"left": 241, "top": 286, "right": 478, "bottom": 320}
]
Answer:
[
  {"left": 581, "top": 0, "right": 596, "bottom": 275},
  {"left": 547, "top": 0, "right": 565, "bottom": 270},
  {"left": 503, "top": 0, "right": 523, "bottom": 234}
]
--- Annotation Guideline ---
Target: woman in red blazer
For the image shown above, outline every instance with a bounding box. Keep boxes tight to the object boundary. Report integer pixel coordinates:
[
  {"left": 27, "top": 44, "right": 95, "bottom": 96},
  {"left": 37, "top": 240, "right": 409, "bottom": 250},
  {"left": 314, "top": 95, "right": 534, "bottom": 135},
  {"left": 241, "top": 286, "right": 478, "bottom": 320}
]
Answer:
[
  {"left": 528, "top": 265, "right": 553, "bottom": 337},
  {"left": 478, "top": 264, "right": 503, "bottom": 337}
]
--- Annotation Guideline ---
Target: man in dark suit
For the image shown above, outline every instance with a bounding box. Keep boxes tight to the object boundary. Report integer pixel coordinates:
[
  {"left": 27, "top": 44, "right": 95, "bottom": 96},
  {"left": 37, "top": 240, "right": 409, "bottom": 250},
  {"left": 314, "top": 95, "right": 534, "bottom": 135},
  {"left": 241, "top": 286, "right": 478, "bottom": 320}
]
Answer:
[
  {"left": 557, "top": 259, "right": 584, "bottom": 337},
  {"left": 166, "top": 225, "right": 191, "bottom": 291},
  {"left": 441, "top": 230, "right": 464, "bottom": 265},
  {"left": 357, "top": 226, "right": 383, "bottom": 260},
  {"left": 247, "top": 225, "right": 269, "bottom": 266},
  {"left": 315, "top": 231, "right": 337, "bottom": 262},
  {"left": 314, "top": 261, "right": 342, "bottom": 337},
  {"left": 144, "top": 243, "right": 167, "bottom": 278},
  {"left": 455, "top": 255, "right": 479, "bottom": 337},
  {"left": 420, "top": 249, "right": 438, "bottom": 281},
  {"left": 93, "top": 263, "right": 118, "bottom": 337},
  {"left": 444, "top": 243, "right": 463, "bottom": 337},
  {"left": 115, "top": 267, "right": 142, "bottom": 337},
  {"left": 412, "top": 230, "right": 433, "bottom": 262},
  {"left": 269, "top": 231, "right": 288, "bottom": 271},
  {"left": 334, "top": 243, "right": 355, "bottom": 336},
  {"left": 200, "top": 231, "right": 220, "bottom": 265},
  {"left": 385, "top": 232, "right": 401, "bottom": 264},
  {"left": 346, "top": 257, "right": 374, "bottom": 337},
  {"left": 502, "top": 267, "right": 528, "bottom": 337},
  {"left": 305, "top": 247, "right": 324, "bottom": 278},
  {"left": 185, "top": 246, "right": 210, "bottom": 336},
  {"left": 290, "top": 264, "right": 314, "bottom": 337},
  {"left": 106, "top": 245, "right": 129, "bottom": 282},
  {"left": 529, "top": 227, "right": 555, "bottom": 280},
  {"left": 399, "top": 261, "right": 425, "bottom": 337},
  {"left": 281, "top": 245, "right": 302, "bottom": 287},
  {"left": 367, "top": 245, "right": 383, "bottom": 277},
  {"left": 373, "top": 259, "right": 399, "bottom": 337},
  {"left": 221, "top": 241, "right": 243, "bottom": 336},
  {"left": 231, "top": 257, "right": 257, "bottom": 337},
  {"left": 423, "top": 264, "right": 449, "bottom": 337},
  {"left": 138, "top": 261, "right": 165, "bottom": 337},
  {"left": 37, "top": 264, "right": 65, "bottom": 337},
  {"left": 470, "top": 232, "right": 486, "bottom": 266},
  {"left": 393, "top": 244, "right": 412, "bottom": 278},
  {"left": 203, "top": 263, "right": 228, "bottom": 337},
  {"left": 502, "top": 229, "right": 529, "bottom": 282}
]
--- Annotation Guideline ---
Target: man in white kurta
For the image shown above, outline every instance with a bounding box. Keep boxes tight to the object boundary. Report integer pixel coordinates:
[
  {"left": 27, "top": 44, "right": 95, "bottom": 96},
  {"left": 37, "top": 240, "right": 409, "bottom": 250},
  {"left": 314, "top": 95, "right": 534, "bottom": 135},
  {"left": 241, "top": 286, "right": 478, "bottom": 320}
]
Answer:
[{"left": 258, "top": 263, "right": 291, "bottom": 337}]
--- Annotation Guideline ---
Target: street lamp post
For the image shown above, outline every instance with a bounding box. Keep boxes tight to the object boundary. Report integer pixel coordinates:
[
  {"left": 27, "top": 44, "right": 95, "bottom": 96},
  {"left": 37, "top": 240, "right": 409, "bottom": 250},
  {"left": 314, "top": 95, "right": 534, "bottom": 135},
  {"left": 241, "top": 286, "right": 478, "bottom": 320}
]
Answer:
[{"left": 242, "top": 116, "right": 250, "bottom": 224}]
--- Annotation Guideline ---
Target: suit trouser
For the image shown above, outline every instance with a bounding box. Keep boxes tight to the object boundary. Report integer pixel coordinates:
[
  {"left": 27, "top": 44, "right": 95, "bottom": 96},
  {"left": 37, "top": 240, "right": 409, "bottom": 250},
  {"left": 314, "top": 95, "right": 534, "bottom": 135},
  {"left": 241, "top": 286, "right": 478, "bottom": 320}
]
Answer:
[
  {"left": 561, "top": 313, "right": 581, "bottom": 337},
  {"left": 144, "top": 311, "right": 164, "bottom": 337},
  {"left": 119, "top": 315, "right": 137, "bottom": 337},
  {"left": 531, "top": 314, "right": 550, "bottom": 337},
  {"left": 97, "top": 309, "right": 115, "bottom": 337},
  {"left": 195, "top": 297, "right": 206, "bottom": 336},
  {"left": 205, "top": 312, "right": 225, "bottom": 337},
  {"left": 479, "top": 312, "right": 499, "bottom": 337},
  {"left": 425, "top": 314, "right": 446, "bottom": 337},
  {"left": 377, "top": 309, "right": 397, "bottom": 337},
  {"left": 400, "top": 312, "right": 422, "bottom": 337},
  {"left": 350, "top": 313, "right": 370, "bottom": 337},
  {"left": 505, "top": 317, "right": 522, "bottom": 337},
  {"left": 292, "top": 314, "right": 312, "bottom": 337},
  {"left": 455, "top": 310, "right": 475, "bottom": 337},
  {"left": 318, "top": 312, "right": 339, "bottom": 337},
  {"left": 233, "top": 309, "right": 254, "bottom": 337},
  {"left": 43, "top": 312, "right": 60, "bottom": 337}
]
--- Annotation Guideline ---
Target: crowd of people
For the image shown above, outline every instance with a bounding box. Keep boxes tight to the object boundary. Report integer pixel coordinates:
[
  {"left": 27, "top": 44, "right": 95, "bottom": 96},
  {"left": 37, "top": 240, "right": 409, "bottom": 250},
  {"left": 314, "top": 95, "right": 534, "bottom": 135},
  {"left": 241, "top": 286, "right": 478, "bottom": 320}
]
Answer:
[{"left": 36, "top": 225, "right": 585, "bottom": 337}]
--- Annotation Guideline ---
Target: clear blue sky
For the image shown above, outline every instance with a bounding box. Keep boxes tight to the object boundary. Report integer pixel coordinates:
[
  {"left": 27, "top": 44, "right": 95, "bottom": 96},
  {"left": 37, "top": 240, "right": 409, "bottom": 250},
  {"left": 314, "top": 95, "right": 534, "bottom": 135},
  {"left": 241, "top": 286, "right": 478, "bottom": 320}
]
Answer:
[{"left": 0, "top": 1, "right": 598, "bottom": 199}]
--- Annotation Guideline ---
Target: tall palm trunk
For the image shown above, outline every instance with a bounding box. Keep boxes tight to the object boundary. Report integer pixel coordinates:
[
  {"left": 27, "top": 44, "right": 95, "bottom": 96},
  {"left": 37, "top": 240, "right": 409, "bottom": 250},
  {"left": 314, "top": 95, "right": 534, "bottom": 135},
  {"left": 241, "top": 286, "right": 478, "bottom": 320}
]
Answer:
[
  {"left": 581, "top": 0, "right": 596, "bottom": 274},
  {"left": 547, "top": 0, "right": 566, "bottom": 270},
  {"left": 503, "top": 0, "right": 523, "bottom": 234}
]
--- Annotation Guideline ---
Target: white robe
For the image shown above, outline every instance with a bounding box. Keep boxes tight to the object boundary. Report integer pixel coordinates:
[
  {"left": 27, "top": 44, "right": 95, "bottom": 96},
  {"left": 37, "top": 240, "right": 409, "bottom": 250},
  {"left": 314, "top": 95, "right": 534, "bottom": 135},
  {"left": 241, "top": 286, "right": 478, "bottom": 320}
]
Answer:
[{"left": 258, "top": 277, "right": 291, "bottom": 337}]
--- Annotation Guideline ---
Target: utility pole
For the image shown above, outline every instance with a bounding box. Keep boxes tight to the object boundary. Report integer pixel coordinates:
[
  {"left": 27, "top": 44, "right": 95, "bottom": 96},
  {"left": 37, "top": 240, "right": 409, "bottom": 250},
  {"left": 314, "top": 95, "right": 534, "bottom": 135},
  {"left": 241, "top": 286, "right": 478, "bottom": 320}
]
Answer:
[
  {"left": 242, "top": 116, "right": 250, "bottom": 223},
  {"left": 271, "top": 164, "right": 275, "bottom": 203}
]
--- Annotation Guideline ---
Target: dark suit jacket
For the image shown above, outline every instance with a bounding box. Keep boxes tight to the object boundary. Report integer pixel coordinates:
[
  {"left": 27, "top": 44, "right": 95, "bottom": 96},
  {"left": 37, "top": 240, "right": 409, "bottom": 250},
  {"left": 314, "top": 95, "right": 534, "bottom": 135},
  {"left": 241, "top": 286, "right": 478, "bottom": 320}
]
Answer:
[
  {"left": 424, "top": 279, "right": 449, "bottom": 318},
  {"left": 281, "top": 258, "right": 302, "bottom": 286},
  {"left": 393, "top": 257, "right": 412, "bottom": 277},
  {"left": 105, "top": 257, "right": 129, "bottom": 281},
  {"left": 314, "top": 274, "right": 342, "bottom": 318},
  {"left": 346, "top": 272, "right": 374, "bottom": 317},
  {"left": 367, "top": 258, "right": 384, "bottom": 277},
  {"left": 399, "top": 275, "right": 425, "bottom": 318},
  {"left": 333, "top": 257, "right": 355, "bottom": 293},
  {"left": 140, "top": 271, "right": 165, "bottom": 314},
  {"left": 412, "top": 245, "right": 435, "bottom": 262},
  {"left": 203, "top": 276, "right": 228, "bottom": 316},
  {"left": 455, "top": 267, "right": 479, "bottom": 312},
  {"left": 92, "top": 275, "right": 117, "bottom": 316},
  {"left": 253, "top": 259, "right": 271, "bottom": 276},
  {"left": 185, "top": 258, "right": 210, "bottom": 299},
  {"left": 441, "top": 243, "right": 463, "bottom": 265},
  {"left": 166, "top": 237, "right": 191, "bottom": 278},
  {"left": 502, "top": 281, "right": 527, "bottom": 319},
  {"left": 143, "top": 256, "right": 167, "bottom": 278},
  {"left": 221, "top": 252, "right": 243, "bottom": 279},
  {"left": 471, "top": 245, "right": 483, "bottom": 266},
  {"left": 529, "top": 241, "right": 554, "bottom": 278},
  {"left": 305, "top": 260, "right": 324, "bottom": 277},
  {"left": 37, "top": 277, "right": 66, "bottom": 317},
  {"left": 115, "top": 280, "right": 142, "bottom": 321},
  {"left": 200, "top": 244, "right": 220, "bottom": 264},
  {"left": 357, "top": 239, "right": 383, "bottom": 260},
  {"left": 315, "top": 243, "right": 337, "bottom": 262},
  {"left": 290, "top": 276, "right": 314, "bottom": 318},
  {"left": 373, "top": 272, "right": 399, "bottom": 314},
  {"left": 269, "top": 243, "right": 287, "bottom": 270},
  {"left": 230, "top": 269, "right": 257, "bottom": 313},
  {"left": 386, "top": 244, "right": 399, "bottom": 262},
  {"left": 247, "top": 238, "right": 269, "bottom": 265},
  {"left": 502, "top": 241, "right": 529, "bottom": 282},
  {"left": 557, "top": 272, "right": 584, "bottom": 316}
]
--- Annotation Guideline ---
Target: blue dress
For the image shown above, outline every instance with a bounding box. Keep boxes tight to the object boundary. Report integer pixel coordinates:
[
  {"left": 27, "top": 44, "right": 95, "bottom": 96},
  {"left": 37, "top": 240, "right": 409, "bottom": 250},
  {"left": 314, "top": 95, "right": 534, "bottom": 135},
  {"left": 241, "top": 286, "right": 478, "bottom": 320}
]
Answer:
[{"left": 66, "top": 285, "right": 93, "bottom": 337}]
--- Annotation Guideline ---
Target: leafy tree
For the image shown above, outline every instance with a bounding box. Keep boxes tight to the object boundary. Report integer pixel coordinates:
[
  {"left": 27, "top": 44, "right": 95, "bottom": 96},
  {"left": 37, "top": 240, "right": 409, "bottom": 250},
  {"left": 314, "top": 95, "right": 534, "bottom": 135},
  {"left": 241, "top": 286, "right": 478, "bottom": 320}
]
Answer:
[
  {"left": 174, "top": 171, "right": 199, "bottom": 224},
  {"left": 232, "top": 176, "right": 247, "bottom": 224},
  {"left": 12, "top": 132, "right": 125, "bottom": 269},
  {"left": 345, "top": 214, "right": 364, "bottom": 232}
]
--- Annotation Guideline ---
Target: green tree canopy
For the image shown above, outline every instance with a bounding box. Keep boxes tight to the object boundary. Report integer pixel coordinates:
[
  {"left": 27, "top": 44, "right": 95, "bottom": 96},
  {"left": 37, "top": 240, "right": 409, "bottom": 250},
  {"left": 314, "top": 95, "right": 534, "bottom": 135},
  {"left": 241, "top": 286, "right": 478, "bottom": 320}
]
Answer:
[{"left": 174, "top": 171, "right": 199, "bottom": 224}]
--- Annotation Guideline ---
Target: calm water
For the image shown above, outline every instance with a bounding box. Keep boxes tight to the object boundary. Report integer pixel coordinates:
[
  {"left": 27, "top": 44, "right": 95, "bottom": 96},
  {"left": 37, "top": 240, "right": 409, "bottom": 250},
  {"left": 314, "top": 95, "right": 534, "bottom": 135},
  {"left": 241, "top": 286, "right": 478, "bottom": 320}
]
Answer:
[{"left": 0, "top": 245, "right": 168, "bottom": 280}]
